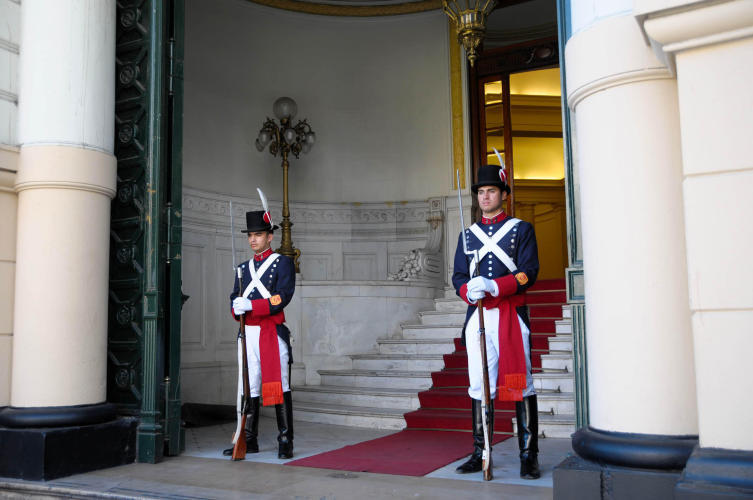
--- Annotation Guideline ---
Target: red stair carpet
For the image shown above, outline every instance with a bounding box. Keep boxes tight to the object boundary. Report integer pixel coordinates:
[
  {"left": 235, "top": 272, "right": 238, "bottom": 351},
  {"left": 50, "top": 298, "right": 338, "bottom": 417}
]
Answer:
[
  {"left": 286, "top": 429, "right": 508, "bottom": 476},
  {"left": 286, "top": 279, "right": 567, "bottom": 477}
]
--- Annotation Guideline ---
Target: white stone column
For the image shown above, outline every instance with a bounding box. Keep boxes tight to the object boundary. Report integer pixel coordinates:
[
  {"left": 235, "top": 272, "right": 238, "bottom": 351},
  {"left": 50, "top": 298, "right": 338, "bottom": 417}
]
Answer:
[
  {"left": 10, "top": 0, "right": 116, "bottom": 408},
  {"left": 566, "top": 12, "right": 697, "bottom": 437},
  {"left": 641, "top": 0, "right": 753, "bottom": 453}
]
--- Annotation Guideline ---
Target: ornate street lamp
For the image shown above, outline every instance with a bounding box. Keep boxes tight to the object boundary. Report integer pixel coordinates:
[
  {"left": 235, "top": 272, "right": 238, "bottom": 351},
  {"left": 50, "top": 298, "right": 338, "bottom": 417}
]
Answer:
[
  {"left": 255, "top": 97, "right": 315, "bottom": 273},
  {"left": 443, "top": 0, "right": 497, "bottom": 66}
]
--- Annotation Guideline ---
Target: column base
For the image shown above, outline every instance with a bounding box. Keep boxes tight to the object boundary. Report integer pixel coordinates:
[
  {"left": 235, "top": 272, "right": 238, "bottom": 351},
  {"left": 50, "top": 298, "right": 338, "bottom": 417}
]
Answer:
[
  {"left": 0, "top": 417, "right": 137, "bottom": 480},
  {"left": 572, "top": 426, "right": 697, "bottom": 469},
  {"left": 0, "top": 402, "right": 116, "bottom": 428},
  {"left": 554, "top": 454, "right": 682, "bottom": 500},
  {"left": 675, "top": 446, "right": 753, "bottom": 499}
]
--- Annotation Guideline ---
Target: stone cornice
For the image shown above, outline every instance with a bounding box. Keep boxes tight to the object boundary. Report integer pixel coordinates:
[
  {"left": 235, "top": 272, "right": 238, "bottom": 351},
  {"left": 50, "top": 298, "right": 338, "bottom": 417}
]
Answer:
[
  {"left": 182, "top": 187, "right": 431, "bottom": 225},
  {"left": 639, "top": 0, "right": 753, "bottom": 54}
]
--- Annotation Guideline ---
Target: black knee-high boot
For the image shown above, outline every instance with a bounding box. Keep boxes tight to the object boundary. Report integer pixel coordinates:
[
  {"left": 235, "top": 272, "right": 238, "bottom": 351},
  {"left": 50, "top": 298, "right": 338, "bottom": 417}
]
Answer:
[
  {"left": 223, "top": 396, "right": 260, "bottom": 456},
  {"left": 276, "top": 391, "right": 294, "bottom": 459},
  {"left": 515, "top": 394, "right": 540, "bottom": 479},
  {"left": 456, "top": 398, "right": 494, "bottom": 473}
]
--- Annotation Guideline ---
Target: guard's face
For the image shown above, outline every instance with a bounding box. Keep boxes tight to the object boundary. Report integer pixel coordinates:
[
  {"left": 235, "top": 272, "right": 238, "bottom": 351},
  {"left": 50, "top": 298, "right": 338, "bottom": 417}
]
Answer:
[
  {"left": 477, "top": 186, "right": 507, "bottom": 215},
  {"left": 248, "top": 231, "right": 274, "bottom": 253}
]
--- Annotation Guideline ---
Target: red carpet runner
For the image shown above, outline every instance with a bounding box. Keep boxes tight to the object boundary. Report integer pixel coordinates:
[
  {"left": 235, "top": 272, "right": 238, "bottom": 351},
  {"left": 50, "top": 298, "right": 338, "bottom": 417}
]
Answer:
[
  {"left": 287, "top": 279, "right": 566, "bottom": 476},
  {"left": 286, "top": 429, "right": 509, "bottom": 476}
]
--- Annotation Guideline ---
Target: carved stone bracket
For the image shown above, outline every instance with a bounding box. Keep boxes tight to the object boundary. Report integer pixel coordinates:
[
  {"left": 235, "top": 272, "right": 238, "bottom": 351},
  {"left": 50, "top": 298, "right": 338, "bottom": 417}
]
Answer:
[{"left": 388, "top": 198, "right": 445, "bottom": 282}]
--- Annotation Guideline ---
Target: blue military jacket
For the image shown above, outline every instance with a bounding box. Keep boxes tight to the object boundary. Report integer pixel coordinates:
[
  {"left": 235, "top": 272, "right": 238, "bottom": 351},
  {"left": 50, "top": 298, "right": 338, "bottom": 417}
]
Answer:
[
  {"left": 452, "top": 214, "right": 539, "bottom": 341},
  {"left": 229, "top": 250, "right": 296, "bottom": 361}
]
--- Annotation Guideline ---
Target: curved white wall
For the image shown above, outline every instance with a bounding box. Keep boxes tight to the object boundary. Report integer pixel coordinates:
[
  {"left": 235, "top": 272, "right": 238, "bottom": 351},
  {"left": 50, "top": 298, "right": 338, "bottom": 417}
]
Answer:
[{"left": 184, "top": 0, "right": 452, "bottom": 203}]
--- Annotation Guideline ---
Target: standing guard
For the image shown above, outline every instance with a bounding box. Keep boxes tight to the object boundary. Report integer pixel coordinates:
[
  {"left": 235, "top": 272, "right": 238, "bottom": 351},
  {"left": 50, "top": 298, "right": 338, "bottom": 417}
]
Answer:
[
  {"left": 453, "top": 163, "right": 541, "bottom": 479},
  {"left": 223, "top": 194, "right": 296, "bottom": 460}
]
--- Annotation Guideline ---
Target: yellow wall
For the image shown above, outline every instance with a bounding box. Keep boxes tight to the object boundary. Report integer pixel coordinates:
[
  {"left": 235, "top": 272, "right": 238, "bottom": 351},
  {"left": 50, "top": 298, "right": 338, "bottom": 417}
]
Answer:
[{"left": 514, "top": 179, "right": 567, "bottom": 280}]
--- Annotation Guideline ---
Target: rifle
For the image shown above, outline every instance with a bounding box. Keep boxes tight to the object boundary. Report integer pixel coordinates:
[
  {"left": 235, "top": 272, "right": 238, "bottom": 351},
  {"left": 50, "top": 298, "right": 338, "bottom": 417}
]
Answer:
[
  {"left": 457, "top": 169, "right": 493, "bottom": 481},
  {"left": 230, "top": 200, "right": 251, "bottom": 461}
]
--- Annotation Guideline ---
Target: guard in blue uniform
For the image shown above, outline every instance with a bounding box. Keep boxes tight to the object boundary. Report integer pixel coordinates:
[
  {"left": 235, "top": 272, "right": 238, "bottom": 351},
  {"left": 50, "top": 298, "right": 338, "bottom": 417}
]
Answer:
[
  {"left": 452, "top": 164, "right": 541, "bottom": 479},
  {"left": 222, "top": 210, "right": 296, "bottom": 459}
]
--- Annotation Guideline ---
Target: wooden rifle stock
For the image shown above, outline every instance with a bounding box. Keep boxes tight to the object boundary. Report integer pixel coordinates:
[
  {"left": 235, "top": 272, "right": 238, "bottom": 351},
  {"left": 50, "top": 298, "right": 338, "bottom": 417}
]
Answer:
[
  {"left": 477, "top": 294, "right": 494, "bottom": 481},
  {"left": 232, "top": 269, "right": 252, "bottom": 461}
]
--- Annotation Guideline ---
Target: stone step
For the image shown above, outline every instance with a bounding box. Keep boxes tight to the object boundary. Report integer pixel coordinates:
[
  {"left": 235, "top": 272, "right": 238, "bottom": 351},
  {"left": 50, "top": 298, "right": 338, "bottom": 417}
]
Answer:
[
  {"left": 547, "top": 334, "right": 573, "bottom": 352},
  {"left": 513, "top": 413, "right": 576, "bottom": 439},
  {"left": 533, "top": 372, "right": 574, "bottom": 393},
  {"left": 556, "top": 319, "right": 573, "bottom": 334},
  {"left": 562, "top": 304, "right": 572, "bottom": 318},
  {"left": 351, "top": 354, "right": 445, "bottom": 372},
  {"left": 434, "top": 297, "right": 466, "bottom": 312},
  {"left": 294, "top": 385, "right": 420, "bottom": 411},
  {"left": 536, "top": 391, "right": 576, "bottom": 416},
  {"left": 401, "top": 324, "right": 462, "bottom": 340},
  {"left": 419, "top": 310, "right": 466, "bottom": 325},
  {"left": 293, "top": 401, "right": 407, "bottom": 430},
  {"left": 378, "top": 338, "right": 455, "bottom": 355},
  {"left": 541, "top": 353, "right": 573, "bottom": 372},
  {"left": 318, "top": 369, "right": 433, "bottom": 390},
  {"left": 540, "top": 366, "right": 570, "bottom": 374},
  {"left": 443, "top": 287, "right": 458, "bottom": 299}
]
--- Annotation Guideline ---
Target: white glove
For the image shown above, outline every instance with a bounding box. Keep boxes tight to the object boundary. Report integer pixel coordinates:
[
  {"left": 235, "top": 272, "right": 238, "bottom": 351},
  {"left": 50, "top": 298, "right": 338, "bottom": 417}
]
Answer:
[
  {"left": 233, "top": 297, "right": 253, "bottom": 315},
  {"left": 467, "top": 288, "right": 486, "bottom": 302},
  {"left": 467, "top": 276, "right": 499, "bottom": 301}
]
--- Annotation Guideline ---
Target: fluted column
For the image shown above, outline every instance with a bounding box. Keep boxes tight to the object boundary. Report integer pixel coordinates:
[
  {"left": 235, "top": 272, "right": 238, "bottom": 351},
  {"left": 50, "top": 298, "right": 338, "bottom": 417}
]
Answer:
[
  {"left": 7, "top": 0, "right": 116, "bottom": 415},
  {"left": 565, "top": 10, "right": 697, "bottom": 464}
]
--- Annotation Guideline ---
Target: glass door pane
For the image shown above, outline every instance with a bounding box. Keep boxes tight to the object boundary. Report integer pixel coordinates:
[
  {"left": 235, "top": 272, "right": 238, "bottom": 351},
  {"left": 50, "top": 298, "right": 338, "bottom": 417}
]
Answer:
[{"left": 483, "top": 79, "right": 507, "bottom": 168}]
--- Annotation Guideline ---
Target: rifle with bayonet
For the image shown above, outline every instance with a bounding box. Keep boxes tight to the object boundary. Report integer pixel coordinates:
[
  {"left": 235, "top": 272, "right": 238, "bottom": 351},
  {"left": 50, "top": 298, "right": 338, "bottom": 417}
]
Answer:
[
  {"left": 230, "top": 200, "right": 251, "bottom": 461},
  {"left": 457, "top": 169, "right": 494, "bottom": 481}
]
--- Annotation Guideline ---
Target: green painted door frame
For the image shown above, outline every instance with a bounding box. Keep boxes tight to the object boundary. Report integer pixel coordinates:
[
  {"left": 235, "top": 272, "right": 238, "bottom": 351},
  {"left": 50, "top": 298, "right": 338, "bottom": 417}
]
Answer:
[
  {"left": 110, "top": 0, "right": 185, "bottom": 463},
  {"left": 556, "top": 0, "right": 589, "bottom": 429}
]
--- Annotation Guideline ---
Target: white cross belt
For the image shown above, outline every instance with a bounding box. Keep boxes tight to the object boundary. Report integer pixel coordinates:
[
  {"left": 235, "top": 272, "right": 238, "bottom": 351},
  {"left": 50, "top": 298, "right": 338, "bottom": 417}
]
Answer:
[
  {"left": 241, "top": 253, "right": 279, "bottom": 299},
  {"left": 468, "top": 219, "right": 520, "bottom": 276}
]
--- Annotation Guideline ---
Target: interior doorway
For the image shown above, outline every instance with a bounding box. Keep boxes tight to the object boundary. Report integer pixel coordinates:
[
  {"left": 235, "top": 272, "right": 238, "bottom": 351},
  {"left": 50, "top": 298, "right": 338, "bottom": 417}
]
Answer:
[{"left": 470, "top": 39, "right": 567, "bottom": 280}]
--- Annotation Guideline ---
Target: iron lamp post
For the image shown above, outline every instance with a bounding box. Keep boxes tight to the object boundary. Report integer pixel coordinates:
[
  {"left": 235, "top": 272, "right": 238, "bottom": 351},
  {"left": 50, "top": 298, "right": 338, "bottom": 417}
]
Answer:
[{"left": 255, "top": 97, "right": 315, "bottom": 273}]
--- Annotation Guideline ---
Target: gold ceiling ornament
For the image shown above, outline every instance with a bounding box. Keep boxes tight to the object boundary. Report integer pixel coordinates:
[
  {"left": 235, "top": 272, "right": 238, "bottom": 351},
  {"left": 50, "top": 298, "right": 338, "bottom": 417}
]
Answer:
[{"left": 442, "top": 0, "right": 496, "bottom": 66}]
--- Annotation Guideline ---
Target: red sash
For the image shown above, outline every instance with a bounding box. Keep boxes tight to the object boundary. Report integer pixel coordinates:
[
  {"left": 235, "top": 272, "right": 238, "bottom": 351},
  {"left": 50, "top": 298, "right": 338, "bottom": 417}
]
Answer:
[
  {"left": 243, "top": 311, "right": 286, "bottom": 406},
  {"left": 485, "top": 294, "right": 527, "bottom": 401}
]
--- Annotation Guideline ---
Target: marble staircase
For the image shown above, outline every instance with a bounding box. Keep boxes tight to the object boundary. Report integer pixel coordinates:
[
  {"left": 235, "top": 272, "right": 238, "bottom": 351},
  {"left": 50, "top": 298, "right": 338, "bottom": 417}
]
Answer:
[{"left": 292, "top": 280, "right": 576, "bottom": 439}]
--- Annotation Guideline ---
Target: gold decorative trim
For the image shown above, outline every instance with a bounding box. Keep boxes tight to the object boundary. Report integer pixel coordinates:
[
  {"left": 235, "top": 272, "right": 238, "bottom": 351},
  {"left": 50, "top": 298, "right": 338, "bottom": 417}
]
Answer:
[
  {"left": 244, "top": 0, "right": 441, "bottom": 17},
  {"left": 449, "top": 22, "right": 465, "bottom": 189}
]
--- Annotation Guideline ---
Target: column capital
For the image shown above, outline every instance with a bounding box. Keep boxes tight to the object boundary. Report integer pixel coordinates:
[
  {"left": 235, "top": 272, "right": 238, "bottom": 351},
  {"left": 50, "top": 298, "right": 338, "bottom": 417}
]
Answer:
[
  {"left": 637, "top": 0, "right": 753, "bottom": 57},
  {"left": 565, "top": 14, "right": 672, "bottom": 110}
]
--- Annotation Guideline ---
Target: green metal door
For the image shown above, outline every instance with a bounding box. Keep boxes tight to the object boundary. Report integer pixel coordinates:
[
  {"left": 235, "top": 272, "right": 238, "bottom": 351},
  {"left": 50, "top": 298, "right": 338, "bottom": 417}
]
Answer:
[{"left": 109, "top": 0, "right": 185, "bottom": 463}]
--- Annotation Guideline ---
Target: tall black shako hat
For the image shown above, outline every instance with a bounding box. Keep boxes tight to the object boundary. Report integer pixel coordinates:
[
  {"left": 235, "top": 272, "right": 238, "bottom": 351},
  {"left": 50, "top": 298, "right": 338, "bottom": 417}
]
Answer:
[
  {"left": 241, "top": 211, "right": 277, "bottom": 233},
  {"left": 471, "top": 163, "right": 510, "bottom": 194},
  {"left": 241, "top": 187, "right": 278, "bottom": 233}
]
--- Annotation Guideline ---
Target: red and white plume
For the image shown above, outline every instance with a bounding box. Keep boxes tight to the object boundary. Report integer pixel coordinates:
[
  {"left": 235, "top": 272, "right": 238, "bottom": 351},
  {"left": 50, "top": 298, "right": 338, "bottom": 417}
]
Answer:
[
  {"left": 492, "top": 147, "right": 507, "bottom": 183},
  {"left": 256, "top": 187, "right": 273, "bottom": 226}
]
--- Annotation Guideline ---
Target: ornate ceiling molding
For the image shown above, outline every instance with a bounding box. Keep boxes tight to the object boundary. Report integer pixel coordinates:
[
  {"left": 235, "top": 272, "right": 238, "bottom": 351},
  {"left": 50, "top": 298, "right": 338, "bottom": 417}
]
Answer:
[{"left": 244, "top": 0, "right": 442, "bottom": 17}]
